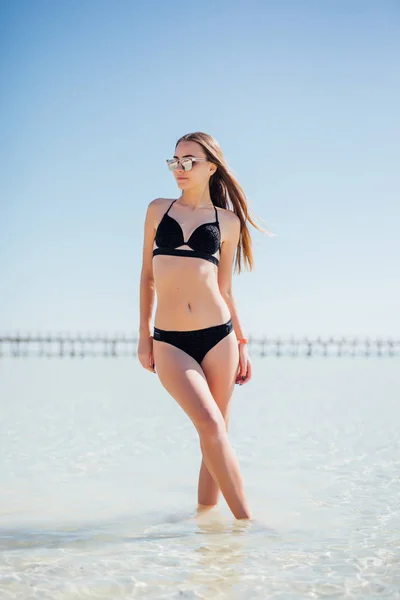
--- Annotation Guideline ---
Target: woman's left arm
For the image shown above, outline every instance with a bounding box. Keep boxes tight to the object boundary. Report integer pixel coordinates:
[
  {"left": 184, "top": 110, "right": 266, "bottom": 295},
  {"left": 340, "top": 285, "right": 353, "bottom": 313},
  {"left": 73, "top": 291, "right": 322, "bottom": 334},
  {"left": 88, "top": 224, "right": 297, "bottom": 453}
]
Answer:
[{"left": 217, "top": 211, "right": 252, "bottom": 386}]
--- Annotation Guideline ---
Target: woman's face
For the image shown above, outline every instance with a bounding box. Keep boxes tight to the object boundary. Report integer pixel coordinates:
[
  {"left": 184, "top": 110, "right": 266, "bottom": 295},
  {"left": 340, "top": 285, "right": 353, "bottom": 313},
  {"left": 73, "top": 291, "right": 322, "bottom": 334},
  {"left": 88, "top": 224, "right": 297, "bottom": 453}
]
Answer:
[{"left": 171, "top": 141, "right": 216, "bottom": 189}]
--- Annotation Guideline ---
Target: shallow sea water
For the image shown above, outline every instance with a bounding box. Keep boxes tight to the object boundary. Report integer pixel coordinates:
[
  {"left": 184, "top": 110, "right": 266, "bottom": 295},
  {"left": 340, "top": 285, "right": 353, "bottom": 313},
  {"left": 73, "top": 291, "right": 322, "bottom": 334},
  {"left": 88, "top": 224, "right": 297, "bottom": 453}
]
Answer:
[{"left": 0, "top": 357, "right": 399, "bottom": 598}]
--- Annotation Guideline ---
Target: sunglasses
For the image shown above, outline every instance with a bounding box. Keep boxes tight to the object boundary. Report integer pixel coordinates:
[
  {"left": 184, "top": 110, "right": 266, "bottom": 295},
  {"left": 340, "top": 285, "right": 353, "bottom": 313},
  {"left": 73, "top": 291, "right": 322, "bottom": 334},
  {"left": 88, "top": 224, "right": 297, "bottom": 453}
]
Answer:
[{"left": 166, "top": 157, "right": 208, "bottom": 172}]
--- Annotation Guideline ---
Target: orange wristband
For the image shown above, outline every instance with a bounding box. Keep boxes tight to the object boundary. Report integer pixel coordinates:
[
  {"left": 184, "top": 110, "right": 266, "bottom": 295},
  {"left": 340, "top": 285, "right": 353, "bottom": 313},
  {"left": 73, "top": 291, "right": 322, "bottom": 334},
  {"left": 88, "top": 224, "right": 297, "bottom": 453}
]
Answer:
[{"left": 237, "top": 338, "right": 248, "bottom": 345}]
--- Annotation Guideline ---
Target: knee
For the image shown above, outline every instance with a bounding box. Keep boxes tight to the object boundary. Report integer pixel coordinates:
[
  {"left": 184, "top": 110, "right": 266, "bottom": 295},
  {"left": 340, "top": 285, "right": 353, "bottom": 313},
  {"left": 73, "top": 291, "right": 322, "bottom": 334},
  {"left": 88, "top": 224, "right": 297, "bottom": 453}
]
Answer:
[{"left": 195, "top": 410, "right": 226, "bottom": 441}]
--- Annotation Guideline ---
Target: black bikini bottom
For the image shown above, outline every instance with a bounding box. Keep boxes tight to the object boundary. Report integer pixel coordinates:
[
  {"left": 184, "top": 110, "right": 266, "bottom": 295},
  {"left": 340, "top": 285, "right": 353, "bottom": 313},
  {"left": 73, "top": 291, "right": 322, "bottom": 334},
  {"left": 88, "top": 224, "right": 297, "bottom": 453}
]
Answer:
[{"left": 153, "top": 318, "right": 233, "bottom": 365}]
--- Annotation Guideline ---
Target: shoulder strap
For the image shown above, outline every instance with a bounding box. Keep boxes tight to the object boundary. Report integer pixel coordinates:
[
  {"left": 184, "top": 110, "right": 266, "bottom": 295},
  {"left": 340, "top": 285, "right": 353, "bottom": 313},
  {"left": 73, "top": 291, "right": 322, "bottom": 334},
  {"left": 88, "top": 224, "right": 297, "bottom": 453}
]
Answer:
[
  {"left": 165, "top": 199, "right": 177, "bottom": 215},
  {"left": 214, "top": 204, "right": 219, "bottom": 223}
]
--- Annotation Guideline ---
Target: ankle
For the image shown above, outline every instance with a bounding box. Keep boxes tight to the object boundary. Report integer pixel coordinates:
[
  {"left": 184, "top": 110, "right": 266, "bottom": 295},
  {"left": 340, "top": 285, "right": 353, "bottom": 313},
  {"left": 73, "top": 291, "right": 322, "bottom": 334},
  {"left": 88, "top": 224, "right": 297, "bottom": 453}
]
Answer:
[{"left": 197, "top": 503, "right": 217, "bottom": 513}]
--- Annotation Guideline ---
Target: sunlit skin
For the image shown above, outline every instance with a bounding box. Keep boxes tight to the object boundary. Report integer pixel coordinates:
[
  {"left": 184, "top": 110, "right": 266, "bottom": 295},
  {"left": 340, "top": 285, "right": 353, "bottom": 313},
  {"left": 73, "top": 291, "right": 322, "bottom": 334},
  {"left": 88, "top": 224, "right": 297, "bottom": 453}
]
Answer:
[{"left": 138, "top": 140, "right": 252, "bottom": 519}]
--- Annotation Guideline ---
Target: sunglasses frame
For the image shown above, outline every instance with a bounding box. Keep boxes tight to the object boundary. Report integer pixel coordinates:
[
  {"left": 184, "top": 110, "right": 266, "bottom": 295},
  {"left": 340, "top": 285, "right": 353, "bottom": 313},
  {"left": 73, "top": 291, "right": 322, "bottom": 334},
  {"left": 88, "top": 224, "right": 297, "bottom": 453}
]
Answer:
[{"left": 166, "top": 157, "right": 209, "bottom": 172}]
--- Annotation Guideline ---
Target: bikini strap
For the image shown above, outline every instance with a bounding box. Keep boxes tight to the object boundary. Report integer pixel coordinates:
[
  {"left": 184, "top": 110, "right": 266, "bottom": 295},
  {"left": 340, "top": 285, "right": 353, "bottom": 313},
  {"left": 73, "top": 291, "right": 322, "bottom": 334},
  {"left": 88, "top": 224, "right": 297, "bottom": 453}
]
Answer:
[
  {"left": 165, "top": 199, "right": 177, "bottom": 215},
  {"left": 214, "top": 204, "right": 219, "bottom": 223}
]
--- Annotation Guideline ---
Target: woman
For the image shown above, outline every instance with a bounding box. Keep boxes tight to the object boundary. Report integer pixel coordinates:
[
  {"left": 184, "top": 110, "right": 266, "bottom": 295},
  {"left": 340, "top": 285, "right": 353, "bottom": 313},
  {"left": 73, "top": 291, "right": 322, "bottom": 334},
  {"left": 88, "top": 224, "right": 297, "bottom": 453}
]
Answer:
[{"left": 138, "top": 132, "right": 264, "bottom": 520}]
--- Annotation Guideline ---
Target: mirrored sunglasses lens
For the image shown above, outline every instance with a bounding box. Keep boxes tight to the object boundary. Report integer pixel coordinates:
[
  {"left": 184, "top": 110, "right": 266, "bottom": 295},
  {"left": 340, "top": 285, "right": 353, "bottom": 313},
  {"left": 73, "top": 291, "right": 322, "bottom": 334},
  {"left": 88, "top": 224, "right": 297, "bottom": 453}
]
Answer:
[
  {"left": 182, "top": 158, "right": 193, "bottom": 171},
  {"left": 166, "top": 159, "right": 178, "bottom": 171}
]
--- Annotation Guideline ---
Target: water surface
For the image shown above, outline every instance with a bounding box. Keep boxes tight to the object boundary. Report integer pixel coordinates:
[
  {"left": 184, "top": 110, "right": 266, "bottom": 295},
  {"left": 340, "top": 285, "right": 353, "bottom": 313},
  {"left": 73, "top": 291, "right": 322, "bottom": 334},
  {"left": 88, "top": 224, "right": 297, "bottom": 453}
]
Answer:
[{"left": 1, "top": 357, "right": 399, "bottom": 598}]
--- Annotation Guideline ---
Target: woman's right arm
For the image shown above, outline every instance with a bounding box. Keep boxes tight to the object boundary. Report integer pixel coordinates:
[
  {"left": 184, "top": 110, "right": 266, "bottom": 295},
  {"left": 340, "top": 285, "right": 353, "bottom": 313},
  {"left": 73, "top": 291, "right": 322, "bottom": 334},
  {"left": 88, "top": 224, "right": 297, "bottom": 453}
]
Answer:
[{"left": 137, "top": 199, "right": 159, "bottom": 373}]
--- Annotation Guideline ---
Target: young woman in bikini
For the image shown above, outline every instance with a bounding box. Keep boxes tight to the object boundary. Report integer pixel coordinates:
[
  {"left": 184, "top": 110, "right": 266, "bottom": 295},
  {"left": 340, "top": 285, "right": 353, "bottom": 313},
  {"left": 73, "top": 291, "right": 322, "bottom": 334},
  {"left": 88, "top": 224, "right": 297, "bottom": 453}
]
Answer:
[{"left": 138, "top": 131, "right": 263, "bottom": 520}]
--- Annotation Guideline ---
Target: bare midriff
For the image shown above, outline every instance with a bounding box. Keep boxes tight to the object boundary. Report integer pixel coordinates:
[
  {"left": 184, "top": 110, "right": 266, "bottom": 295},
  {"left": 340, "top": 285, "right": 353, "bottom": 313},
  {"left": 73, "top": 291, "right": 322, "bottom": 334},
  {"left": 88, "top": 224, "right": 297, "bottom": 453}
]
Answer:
[{"left": 152, "top": 253, "right": 231, "bottom": 331}]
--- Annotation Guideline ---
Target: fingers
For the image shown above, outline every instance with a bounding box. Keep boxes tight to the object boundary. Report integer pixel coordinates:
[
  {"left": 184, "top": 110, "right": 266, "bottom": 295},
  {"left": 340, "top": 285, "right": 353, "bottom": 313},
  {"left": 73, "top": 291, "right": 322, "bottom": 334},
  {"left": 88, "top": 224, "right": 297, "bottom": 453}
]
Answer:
[
  {"left": 235, "top": 360, "right": 246, "bottom": 385},
  {"left": 137, "top": 352, "right": 156, "bottom": 373},
  {"left": 235, "top": 360, "right": 252, "bottom": 385},
  {"left": 241, "top": 360, "right": 252, "bottom": 384},
  {"left": 147, "top": 352, "right": 156, "bottom": 373}
]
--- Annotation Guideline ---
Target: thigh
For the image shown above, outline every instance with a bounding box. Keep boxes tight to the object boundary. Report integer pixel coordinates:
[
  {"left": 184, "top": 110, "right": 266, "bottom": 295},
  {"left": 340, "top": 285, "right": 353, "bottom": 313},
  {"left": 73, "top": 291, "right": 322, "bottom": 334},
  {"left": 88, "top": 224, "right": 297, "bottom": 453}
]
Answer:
[
  {"left": 200, "top": 330, "right": 239, "bottom": 424},
  {"left": 153, "top": 340, "right": 223, "bottom": 428}
]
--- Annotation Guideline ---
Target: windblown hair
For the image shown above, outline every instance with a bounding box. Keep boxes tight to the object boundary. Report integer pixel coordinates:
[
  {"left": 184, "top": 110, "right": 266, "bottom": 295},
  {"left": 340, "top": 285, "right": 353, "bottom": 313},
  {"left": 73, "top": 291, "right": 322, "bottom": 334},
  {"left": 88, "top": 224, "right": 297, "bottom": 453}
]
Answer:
[{"left": 175, "top": 131, "right": 270, "bottom": 273}]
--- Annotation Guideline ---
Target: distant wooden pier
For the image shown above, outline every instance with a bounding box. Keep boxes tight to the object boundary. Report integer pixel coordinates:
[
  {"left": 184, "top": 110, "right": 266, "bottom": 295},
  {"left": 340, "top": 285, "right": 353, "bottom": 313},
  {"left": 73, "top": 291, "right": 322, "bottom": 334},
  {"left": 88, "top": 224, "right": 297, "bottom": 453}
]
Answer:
[{"left": 0, "top": 334, "right": 398, "bottom": 358}]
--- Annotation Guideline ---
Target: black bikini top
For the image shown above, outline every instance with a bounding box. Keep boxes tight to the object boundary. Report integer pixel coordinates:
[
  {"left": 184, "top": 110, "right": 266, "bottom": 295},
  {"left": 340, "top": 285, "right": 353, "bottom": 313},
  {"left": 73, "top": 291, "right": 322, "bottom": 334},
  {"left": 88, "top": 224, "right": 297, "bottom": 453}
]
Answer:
[{"left": 152, "top": 199, "right": 221, "bottom": 266}]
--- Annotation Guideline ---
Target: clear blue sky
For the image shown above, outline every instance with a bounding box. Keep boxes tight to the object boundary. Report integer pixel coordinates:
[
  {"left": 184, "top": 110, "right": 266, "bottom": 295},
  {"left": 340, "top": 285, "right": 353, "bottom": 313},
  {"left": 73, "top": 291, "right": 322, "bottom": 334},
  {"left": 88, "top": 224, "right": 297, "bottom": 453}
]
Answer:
[{"left": 1, "top": 0, "right": 399, "bottom": 337}]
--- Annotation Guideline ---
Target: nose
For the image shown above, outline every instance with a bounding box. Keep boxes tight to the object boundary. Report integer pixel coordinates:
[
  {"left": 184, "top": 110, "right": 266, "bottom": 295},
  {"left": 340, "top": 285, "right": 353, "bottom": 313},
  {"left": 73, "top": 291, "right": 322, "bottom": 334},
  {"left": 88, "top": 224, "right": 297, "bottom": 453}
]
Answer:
[{"left": 175, "top": 163, "right": 186, "bottom": 175}]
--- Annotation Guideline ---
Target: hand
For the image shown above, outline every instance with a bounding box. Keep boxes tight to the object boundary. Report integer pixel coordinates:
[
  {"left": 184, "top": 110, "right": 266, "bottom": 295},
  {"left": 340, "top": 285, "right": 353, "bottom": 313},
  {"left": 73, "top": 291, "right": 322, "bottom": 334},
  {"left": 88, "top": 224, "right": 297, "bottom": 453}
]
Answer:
[
  {"left": 235, "top": 343, "right": 252, "bottom": 385},
  {"left": 137, "top": 334, "right": 156, "bottom": 373}
]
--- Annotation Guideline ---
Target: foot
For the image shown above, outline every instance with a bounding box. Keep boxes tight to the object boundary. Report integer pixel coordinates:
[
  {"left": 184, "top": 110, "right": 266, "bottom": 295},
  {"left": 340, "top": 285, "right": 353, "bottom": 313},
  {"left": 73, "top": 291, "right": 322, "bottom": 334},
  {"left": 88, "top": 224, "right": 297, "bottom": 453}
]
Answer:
[{"left": 196, "top": 503, "right": 217, "bottom": 515}]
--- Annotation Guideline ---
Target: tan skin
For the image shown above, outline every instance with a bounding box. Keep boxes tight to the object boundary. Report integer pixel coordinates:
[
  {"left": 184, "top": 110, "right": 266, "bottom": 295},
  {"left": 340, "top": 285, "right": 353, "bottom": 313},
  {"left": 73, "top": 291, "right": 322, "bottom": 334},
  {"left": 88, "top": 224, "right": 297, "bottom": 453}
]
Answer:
[{"left": 138, "top": 140, "right": 252, "bottom": 519}]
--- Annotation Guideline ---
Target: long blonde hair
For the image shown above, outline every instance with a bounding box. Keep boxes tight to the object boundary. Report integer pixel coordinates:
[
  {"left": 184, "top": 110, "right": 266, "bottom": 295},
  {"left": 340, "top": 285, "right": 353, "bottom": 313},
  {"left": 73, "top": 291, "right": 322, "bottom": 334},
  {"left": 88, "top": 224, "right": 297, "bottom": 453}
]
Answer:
[{"left": 175, "top": 131, "right": 270, "bottom": 273}]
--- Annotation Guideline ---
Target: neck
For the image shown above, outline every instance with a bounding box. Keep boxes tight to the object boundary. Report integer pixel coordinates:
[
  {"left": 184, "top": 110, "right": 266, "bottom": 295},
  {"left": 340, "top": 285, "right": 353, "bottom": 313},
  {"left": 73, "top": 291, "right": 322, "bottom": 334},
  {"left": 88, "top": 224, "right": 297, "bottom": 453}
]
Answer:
[{"left": 179, "top": 185, "right": 213, "bottom": 209}]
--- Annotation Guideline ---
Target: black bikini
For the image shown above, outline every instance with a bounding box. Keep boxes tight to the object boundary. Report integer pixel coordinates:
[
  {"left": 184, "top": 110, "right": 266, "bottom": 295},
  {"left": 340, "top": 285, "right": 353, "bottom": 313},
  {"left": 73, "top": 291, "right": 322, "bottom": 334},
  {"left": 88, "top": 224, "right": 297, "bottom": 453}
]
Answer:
[
  {"left": 152, "top": 199, "right": 233, "bottom": 365},
  {"left": 152, "top": 199, "right": 221, "bottom": 266},
  {"left": 153, "top": 319, "right": 233, "bottom": 366}
]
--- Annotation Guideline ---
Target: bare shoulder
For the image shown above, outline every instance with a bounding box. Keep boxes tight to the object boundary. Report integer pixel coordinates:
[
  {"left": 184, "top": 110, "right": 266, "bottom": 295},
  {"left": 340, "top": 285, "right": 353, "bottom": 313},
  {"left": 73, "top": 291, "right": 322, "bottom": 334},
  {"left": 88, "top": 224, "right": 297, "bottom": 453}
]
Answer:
[
  {"left": 147, "top": 197, "right": 174, "bottom": 211},
  {"left": 146, "top": 197, "right": 174, "bottom": 225},
  {"left": 217, "top": 206, "right": 240, "bottom": 234}
]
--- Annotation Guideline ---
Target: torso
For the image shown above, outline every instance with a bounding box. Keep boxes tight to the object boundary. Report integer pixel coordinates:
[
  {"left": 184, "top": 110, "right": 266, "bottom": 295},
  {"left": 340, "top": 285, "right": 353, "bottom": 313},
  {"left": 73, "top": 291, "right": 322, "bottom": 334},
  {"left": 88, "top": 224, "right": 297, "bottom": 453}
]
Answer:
[{"left": 152, "top": 198, "right": 231, "bottom": 331}]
